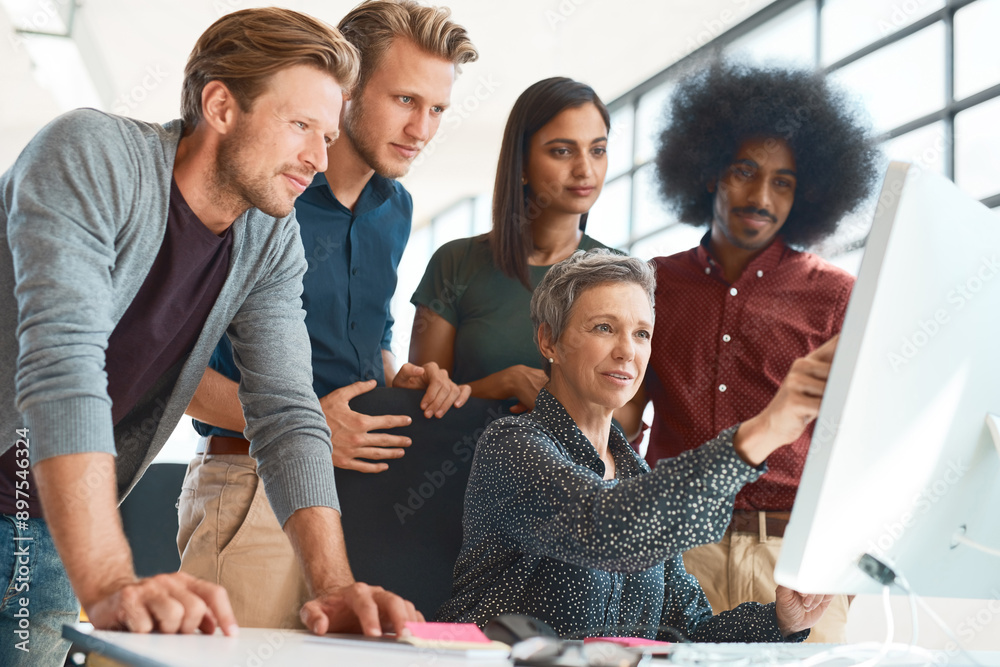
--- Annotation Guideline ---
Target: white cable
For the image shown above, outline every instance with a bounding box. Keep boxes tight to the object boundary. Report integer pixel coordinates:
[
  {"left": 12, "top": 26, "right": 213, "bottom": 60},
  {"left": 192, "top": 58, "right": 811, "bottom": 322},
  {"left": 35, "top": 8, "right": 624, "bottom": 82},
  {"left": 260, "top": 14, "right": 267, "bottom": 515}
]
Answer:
[
  {"left": 796, "top": 586, "right": 894, "bottom": 667},
  {"left": 910, "top": 591, "right": 984, "bottom": 667},
  {"left": 889, "top": 568, "right": 983, "bottom": 667},
  {"left": 953, "top": 533, "right": 1000, "bottom": 558},
  {"left": 906, "top": 583, "right": 919, "bottom": 649},
  {"left": 889, "top": 568, "right": 919, "bottom": 649},
  {"left": 851, "top": 587, "right": 894, "bottom": 667}
]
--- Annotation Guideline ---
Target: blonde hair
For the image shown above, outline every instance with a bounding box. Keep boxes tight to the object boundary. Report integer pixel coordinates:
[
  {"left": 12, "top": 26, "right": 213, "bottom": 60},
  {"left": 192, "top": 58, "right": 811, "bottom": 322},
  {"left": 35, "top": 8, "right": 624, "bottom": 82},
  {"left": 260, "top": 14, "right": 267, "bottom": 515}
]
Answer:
[
  {"left": 338, "top": 0, "right": 478, "bottom": 94},
  {"left": 181, "top": 7, "right": 360, "bottom": 128}
]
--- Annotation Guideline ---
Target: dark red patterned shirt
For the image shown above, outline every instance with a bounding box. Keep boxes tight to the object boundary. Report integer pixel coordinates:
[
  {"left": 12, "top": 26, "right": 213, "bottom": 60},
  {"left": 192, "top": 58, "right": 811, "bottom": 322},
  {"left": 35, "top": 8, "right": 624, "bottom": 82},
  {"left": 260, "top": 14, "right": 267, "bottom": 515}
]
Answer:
[{"left": 644, "top": 235, "right": 853, "bottom": 511}]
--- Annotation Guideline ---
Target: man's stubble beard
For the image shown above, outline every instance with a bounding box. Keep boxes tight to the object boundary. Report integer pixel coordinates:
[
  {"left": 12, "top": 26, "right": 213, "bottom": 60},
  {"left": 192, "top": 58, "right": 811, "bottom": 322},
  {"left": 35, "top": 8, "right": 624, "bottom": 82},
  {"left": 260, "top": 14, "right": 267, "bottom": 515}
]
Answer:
[
  {"left": 213, "top": 121, "right": 297, "bottom": 220},
  {"left": 342, "top": 94, "right": 412, "bottom": 180}
]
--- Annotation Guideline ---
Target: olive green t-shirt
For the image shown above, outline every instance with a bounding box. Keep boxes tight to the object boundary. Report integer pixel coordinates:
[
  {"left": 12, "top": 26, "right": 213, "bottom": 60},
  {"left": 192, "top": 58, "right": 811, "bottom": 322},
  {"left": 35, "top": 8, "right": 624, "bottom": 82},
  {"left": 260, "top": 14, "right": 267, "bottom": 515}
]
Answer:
[{"left": 410, "top": 234, "right": 611, "bottom": 385}]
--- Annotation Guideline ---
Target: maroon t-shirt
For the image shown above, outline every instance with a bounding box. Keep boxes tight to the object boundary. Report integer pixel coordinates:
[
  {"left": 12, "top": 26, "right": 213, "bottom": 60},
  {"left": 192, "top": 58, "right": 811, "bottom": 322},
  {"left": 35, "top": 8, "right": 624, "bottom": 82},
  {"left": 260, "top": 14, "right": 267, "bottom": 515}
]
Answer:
[{"left": 1, "top": 179, "right": 233, "bottom": 516}]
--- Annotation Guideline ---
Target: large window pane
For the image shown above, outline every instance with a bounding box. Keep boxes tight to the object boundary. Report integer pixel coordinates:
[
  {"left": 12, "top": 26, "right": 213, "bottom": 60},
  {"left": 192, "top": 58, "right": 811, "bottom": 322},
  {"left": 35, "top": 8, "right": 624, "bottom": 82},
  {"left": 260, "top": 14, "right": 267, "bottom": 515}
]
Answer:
[
  {"left": 629, "top": 223, "right": 706, "bottom": 262},
  {"left": 811, "top": 204, "right": 875, "bottom": 257},
  {"left": 587, "top": 175, "right": 631, "bottom": 250},
  {"left": 955, "top": 0, "right": 1000, "bottom": 101},
  {"left": 955, "top": 96, "right": 1000, "bottom": 200},
  {"left": 830, "top": 23, "right": 945, "bottom": 135},
  {"left": 725, "top": 1, "right": 817, "bottom": 67},
  {"left": 825, "top": 247, "right": 864, "bottom": 277},
  {"left": 635, "top": 81, "right": 675, "bottom": 165},
  {"left": 607, "top": 106, "right": 634, "bottom": 180},
  {"left": 0, "top": 0, "right": 73, "bottom": 34},
  {"left": 472, "top": 193, "right": 491, "bottom": 235},
  {"left": 432, "top": 198, "right": 472, "bottom": 247},
  {"left": 632, "top": 162, "right": 677, "bottom": 239},
  {"left": 881, "top": 122, "right": 946, "bottom": 176},
  {"left": 821, "top": 0, "right": 944, "bottom": 66},
  {"left": 391, "top": 225, "right": 432, "bottom": 360}
]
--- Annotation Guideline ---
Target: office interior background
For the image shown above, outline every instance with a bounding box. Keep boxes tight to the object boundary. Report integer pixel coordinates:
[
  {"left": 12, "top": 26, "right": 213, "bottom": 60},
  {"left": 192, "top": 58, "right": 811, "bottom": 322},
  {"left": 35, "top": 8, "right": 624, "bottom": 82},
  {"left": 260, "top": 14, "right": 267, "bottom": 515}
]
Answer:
[{"left": 1, "top": 0, "right": 998, "bottom": 650}]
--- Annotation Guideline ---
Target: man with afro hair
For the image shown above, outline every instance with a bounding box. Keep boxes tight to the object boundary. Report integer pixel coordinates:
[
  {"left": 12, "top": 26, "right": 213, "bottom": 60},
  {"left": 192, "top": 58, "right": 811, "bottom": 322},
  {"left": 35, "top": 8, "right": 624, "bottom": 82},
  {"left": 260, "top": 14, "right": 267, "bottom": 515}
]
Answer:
[{"left": 618, "top": 60, "right": 881, "bottom": 643}]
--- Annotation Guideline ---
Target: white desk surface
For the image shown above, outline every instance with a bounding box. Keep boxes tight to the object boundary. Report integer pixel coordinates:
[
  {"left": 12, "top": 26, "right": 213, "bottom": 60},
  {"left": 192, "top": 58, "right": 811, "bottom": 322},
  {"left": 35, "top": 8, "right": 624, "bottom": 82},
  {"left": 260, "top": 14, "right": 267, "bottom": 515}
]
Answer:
[
  {"left": 66, "top": 625, "right": 513, "bottom": 666},
  {"left": 66, "top": 625, "right": 1000, "bottom": 666}
]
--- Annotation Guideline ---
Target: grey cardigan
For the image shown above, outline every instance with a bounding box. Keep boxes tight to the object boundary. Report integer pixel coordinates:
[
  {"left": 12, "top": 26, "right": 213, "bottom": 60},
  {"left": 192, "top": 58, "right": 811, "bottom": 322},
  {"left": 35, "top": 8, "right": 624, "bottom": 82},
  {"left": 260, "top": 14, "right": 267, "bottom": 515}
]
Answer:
[{"left": 0, "top": 109, "right": 337, "bottom": 524}]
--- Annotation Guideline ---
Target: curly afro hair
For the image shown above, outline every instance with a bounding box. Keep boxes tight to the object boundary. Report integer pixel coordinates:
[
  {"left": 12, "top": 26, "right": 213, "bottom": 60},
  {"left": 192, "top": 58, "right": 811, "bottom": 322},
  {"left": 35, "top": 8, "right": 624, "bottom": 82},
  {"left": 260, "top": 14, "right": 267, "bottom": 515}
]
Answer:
[{"left": 655, "top": 59, "right": 882, "bottom": 248}]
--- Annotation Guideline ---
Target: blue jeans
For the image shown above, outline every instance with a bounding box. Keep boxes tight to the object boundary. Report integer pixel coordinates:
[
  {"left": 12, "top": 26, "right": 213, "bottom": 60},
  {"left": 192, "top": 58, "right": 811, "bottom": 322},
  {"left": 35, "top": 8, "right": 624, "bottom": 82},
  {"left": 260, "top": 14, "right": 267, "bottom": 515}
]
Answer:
[{"left": 0, "top": 514, "right": 79, "bottom": 666}]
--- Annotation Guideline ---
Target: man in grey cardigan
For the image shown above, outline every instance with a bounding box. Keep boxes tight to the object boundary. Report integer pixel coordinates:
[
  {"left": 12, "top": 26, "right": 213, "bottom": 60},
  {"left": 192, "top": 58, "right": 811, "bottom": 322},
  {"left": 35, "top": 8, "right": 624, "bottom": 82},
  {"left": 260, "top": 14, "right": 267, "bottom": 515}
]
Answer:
[{"left": 0, "top": 8, "right": 419, "bottom": 664}]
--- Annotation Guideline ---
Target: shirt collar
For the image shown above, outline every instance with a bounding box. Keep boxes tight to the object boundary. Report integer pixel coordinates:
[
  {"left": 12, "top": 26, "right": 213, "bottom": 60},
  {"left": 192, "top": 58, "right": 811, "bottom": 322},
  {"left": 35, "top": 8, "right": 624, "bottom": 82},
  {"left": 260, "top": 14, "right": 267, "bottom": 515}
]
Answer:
[
  {"left": 528, "top": 388, "right": 640, "bottom": 478},
  {"left": 695, "top": 230, "right": 790, "bottom": 282},
  {"left": 306, "top": 170, "right": 396, "bottom": 216}
]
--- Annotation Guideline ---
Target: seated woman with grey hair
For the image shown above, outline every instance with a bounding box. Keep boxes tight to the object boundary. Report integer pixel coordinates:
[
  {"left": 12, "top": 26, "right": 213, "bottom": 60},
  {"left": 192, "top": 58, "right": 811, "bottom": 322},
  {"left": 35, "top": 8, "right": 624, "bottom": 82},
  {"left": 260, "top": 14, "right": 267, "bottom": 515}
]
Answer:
[{"left": 437, "top": 249, "right": 837, "bottom": 641}]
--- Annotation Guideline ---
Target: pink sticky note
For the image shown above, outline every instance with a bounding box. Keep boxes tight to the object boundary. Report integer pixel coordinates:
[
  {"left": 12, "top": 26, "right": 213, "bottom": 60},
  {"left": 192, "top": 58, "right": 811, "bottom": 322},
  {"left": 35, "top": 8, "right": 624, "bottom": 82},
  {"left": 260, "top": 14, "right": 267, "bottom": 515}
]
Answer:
[
  {"left": 403, "top": 622, "right": 492, "bottom": 644},
  {"left": 584, "top": 636, "right": 673, "bottom": 647}
]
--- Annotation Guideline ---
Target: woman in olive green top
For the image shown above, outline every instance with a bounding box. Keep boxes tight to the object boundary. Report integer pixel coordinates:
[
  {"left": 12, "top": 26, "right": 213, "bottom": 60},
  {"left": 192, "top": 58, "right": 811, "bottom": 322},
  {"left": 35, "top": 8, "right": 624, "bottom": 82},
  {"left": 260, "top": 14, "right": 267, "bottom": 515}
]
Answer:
[{"left": 410, "top": 78, "right": 614, "bottom": 411}]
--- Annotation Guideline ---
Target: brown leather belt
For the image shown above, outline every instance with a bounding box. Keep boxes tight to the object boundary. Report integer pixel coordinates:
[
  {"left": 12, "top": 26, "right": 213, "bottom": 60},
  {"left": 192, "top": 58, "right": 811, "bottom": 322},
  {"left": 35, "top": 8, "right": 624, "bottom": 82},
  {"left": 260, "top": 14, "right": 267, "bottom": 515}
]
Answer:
[
  {"left": 196, "top": 435, "right": 251, "bottom": 457},
  {"left": 730, "top": 510, "right": 792, "bottom": 539}
]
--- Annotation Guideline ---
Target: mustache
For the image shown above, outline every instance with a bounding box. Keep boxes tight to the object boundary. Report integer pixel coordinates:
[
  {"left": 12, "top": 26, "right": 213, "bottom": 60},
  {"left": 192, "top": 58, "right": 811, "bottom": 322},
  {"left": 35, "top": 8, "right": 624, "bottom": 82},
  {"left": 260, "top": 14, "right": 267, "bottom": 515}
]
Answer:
[{"left": 733, "top": 207, "right": 777, "bottom": 223}]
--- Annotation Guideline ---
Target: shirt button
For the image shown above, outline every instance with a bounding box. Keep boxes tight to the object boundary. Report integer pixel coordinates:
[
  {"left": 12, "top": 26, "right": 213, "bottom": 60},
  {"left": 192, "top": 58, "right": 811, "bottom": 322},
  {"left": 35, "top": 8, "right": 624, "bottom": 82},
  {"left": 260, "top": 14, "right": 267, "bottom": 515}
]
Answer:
[
  {"left": 719, "top": 384, "right": 727, "bottom": 392},
  {"left": 757, "top": 270, "right": 764, "bottom": 278},
  {"left": 730, "top": 287, "right": 738, "bottom": 296},
  {"left": 352, "top": 267, "right": 359, "bottom": 276},
  {"left": 723, "top": 334, "right": 731, "bottom": 342},
  {"left": 350, "top": 321, "right": 357, "bottom": 330}
]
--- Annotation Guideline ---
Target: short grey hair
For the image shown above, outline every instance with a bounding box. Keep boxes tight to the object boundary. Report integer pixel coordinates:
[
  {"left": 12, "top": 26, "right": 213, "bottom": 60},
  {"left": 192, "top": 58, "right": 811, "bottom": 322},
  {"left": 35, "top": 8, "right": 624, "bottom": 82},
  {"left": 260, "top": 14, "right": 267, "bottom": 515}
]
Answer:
[{"left": 530, "top": 249, "right": 656, "bottom": 375}]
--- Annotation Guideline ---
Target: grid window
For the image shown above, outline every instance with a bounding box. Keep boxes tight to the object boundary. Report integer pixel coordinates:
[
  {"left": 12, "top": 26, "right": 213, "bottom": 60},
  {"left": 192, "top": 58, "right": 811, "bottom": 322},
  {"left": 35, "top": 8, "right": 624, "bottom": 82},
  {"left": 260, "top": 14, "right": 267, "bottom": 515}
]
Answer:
[
  {"left": 587, "top": 175, "right": 632, "bottom": 250},
  {"left": 607, "top": 106, "right": 635, "bottom": 181},
  {"left": 955, "top": 96, "right": 1000, "bottom": 200},
  {"left": 725, "top": 0, "right": 817, "bottom": 66},
  {"left": 634, "top": 81, "right": 676, "bottom": 165},
  {"left": 422, "top": 0, "right": 1000, "bottom": 303},
  {"left": 954, "top": 0, "right": 1000, "bottom": 100},
  {"left": 632, "top": 162, "right": 677, "bottom": 240},
  {"left": 881, "top": 122, "right": 948, "bottom": 176},
  {"left": 820, "top": 0, "right": 944, "bottom": 66},
  {"left": 629, "top": 223, "right": 707, "bottom": 262},
  {"left": 829, "top": 23, "right": 946, "bottom": 135}
]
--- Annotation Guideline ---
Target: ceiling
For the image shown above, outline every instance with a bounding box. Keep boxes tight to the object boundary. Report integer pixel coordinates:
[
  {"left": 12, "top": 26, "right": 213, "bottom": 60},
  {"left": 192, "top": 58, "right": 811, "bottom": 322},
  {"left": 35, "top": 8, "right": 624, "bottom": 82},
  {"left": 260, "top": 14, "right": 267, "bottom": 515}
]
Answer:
[{"left": 0, "top": 0, "right": 774, "bottom": 227}]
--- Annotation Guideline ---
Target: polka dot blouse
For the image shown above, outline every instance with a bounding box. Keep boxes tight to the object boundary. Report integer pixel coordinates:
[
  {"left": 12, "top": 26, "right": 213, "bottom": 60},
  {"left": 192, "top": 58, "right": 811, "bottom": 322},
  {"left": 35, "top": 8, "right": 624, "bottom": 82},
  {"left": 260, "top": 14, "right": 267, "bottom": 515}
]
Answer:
[{"left": 437, "top": 388, "right": 809, "bottom": 643}]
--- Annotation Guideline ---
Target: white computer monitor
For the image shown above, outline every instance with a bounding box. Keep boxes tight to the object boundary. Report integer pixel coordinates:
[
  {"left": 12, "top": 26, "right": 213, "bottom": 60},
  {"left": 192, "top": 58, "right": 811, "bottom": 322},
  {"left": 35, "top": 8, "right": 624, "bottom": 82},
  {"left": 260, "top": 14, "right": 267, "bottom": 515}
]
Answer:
[{"left": 775, "top": 161, "right": 1000, "bottom": 597}]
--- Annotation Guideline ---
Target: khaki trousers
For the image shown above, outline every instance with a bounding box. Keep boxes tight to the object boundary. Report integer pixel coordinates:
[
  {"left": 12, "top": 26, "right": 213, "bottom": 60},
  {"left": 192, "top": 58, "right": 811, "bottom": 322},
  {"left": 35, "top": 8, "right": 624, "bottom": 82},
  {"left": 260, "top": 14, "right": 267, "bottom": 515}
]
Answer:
[
  {"left": 683, "top": 529, "right": 850, "bottom": 643},
  {"left": 176, "top": 454, "right": 309, "bottom": 629}
]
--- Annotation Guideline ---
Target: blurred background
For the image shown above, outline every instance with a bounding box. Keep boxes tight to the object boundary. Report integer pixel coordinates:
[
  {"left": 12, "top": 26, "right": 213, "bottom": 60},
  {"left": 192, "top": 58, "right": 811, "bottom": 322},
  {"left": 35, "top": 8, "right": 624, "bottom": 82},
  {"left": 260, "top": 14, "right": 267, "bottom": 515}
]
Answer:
[{"left": 1, "top": 0, "right": 998, "bottom": 650}]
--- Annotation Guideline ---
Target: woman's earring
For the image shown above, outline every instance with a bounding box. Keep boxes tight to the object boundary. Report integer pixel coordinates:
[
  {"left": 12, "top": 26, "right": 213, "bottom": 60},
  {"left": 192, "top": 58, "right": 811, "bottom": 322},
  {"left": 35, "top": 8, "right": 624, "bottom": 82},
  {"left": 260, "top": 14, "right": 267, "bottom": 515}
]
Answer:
[
  {"left": 522, "top": 176, "right": 528, "bottom": 185},
  {"left": 548, "top": 357, "right": 554, "bottom": 364}
]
